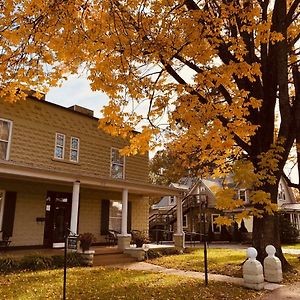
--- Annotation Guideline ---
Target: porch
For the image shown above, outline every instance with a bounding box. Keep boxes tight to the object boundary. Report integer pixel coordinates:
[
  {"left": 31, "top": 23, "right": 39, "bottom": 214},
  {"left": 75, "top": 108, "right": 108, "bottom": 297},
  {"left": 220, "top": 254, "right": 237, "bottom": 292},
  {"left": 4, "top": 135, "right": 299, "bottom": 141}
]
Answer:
[{"left": 0, "top": 164, "right": 180, "bottom": 251}]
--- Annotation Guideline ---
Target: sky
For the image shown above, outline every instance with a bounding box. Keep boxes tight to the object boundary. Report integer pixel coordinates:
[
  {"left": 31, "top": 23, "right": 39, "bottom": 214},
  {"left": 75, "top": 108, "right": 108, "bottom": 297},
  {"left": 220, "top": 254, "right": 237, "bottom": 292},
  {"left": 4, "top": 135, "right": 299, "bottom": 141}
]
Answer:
[{"left": 46, "top": 75, "right": 109, "bottom": 118}]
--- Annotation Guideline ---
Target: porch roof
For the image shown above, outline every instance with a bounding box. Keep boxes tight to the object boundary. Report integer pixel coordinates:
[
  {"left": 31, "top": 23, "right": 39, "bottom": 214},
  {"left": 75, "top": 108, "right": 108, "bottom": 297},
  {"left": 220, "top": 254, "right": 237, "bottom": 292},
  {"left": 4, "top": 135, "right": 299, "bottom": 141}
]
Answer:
[
  {"left": 280, "top": 203, "right": 300, "bottom": 212},
  {"left": 0, "top": 161, "right": 182, "bottom": 197}
]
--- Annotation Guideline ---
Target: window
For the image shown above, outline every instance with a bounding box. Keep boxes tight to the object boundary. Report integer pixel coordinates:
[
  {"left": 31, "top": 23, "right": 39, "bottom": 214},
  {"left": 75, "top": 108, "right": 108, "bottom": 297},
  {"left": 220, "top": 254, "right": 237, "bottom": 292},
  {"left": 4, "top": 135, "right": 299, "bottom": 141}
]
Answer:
[
  {"left": 169, "top": 196, "right": 175, "bottom": 205},
  {"left": 111, "top": 148, "right": 125, "bottom": 179},
  {"left": 109, "top": 200, "right": 122, "bottom": 233},
  {"left": 278, "top": 184, "right": 286, "bottom": 201},
  {"left": 200, "top": 186, "right": 206, "bottom": 192},
  {"left": 54, "top": 133, "right": 65, "bottom": 159},
  {"left": 0, "top": 118, "right": 12, "bottom": 160},
  {"left": 0, "top": 191, "right": 5, "bottom": 233},
  {"left": 238, "top": 189, "right": 247, "bottom": 202},
  {"left": 183, "top": 214, "right": 188, "bottom": 228},
  {"left": 211, "top": 214, "right": 221, "bottom": 233},
  {"left": 70, "top": 137, "right": 80, "bottom": 162}
]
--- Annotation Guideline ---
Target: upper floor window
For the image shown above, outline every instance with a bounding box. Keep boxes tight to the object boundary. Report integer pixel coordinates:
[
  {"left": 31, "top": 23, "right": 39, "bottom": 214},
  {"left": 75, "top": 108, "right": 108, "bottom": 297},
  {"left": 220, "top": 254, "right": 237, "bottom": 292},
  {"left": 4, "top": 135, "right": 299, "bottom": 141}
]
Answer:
[
  {"left": 0, "top": 190, "right": 5, "bottom": 232},
  {"left": 238, "top": 189, "right": 248, "bottom": 202},
  {"left": 70, "top": 137, "right": 80, "bottom": 162},
  {"left": 169, "top": 196, "right": 175, "bottom": 205},
  {"left": 54, "top": 133, "right": 65, "bottom": 159},
  {"left": 0, "top": 119, "right": 13, "bottom": 160},
  {"left": 278, "top": 184, "right": 286, "bottom": 201},
  {"left": 211, "top": 214, "right": 221, "bottom": 233},
  {"left": 111, "top": 148, "right": 125, "bottom": 179},
  {"left": 183, "top": 214, "right": 188, "bottom": 228}
]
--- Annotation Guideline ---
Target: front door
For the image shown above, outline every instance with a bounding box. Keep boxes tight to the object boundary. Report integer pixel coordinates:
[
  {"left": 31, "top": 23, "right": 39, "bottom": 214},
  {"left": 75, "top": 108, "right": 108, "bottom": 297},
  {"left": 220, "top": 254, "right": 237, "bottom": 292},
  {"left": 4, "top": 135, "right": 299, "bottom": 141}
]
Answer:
[{"left": 43, "top": 191, "right": 72, "bottom": 248}]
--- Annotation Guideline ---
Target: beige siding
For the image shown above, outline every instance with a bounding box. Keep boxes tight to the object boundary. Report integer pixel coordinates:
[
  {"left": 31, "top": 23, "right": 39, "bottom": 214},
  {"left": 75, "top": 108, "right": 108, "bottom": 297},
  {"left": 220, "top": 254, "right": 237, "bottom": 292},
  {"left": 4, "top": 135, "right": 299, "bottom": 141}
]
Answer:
[
  {"left": 131, "top": 197, "right": 149, "bottom": 233},
  {"left": 0, "top": 98, "right": 149, "bottom": 183},
  {"left": 0, "top": 179, "right": 72, "bottom": 246},
  {"left": 0, "top": 179, "right": 149, "bottom": 246}
]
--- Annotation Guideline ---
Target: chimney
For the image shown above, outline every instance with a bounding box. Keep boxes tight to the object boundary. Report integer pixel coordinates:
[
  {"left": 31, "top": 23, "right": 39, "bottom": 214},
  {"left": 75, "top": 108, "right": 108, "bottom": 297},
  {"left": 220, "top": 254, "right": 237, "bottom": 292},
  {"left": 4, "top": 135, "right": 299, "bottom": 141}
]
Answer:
[{"left": 68, "top": 105, "right": 94, "bottom": 117}]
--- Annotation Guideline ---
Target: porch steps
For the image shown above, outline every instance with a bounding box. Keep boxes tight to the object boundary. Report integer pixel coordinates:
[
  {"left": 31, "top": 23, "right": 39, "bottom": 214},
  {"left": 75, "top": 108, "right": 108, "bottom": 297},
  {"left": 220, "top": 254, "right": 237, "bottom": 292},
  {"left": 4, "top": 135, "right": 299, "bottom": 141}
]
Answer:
[{"left": 93, "top": 249, "right": 136, "bottom": 266}]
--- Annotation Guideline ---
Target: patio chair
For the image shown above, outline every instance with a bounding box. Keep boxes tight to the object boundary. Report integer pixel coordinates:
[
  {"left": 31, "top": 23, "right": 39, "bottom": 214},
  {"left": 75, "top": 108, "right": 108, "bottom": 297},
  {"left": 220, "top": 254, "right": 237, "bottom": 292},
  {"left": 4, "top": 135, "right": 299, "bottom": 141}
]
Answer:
[{"left": 105, "top": 230, "right": 118, "bottom": 245}]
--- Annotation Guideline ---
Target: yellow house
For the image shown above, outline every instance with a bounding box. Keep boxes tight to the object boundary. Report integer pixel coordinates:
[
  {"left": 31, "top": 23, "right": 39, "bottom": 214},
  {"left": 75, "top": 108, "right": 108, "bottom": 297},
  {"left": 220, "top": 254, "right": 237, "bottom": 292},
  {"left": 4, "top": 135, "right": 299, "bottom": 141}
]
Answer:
[{"left": 0, "top": 95, "right": 178, "bottom": 250}]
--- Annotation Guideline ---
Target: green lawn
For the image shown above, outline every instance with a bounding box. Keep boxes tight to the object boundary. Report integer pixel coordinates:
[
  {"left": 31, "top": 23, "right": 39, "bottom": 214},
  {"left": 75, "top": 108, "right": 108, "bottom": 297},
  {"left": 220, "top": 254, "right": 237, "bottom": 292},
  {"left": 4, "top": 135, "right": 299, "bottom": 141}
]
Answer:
[
  {"left": 0, "top": 267, "right": 266, "bottom": 300},
  {"left": 282, "top": 243, "right": 300, "bottom": 249},
  {"left": 149, "top": 248, "right": 300, "bottom": 281}
]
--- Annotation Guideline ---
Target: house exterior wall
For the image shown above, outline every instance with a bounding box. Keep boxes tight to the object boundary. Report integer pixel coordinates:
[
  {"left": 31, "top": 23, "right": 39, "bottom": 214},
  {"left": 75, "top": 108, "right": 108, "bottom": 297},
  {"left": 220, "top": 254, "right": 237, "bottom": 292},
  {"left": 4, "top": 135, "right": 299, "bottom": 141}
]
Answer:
[
  {"left": 131, "top": 197, "right": 149, "bottom": 233},
  {"left": 0, "top": 97, "right": 149, "bottom": 183},
  {"left": 0, "top": 177, "right": 150, "bottom": 246},
  {"left": 0, "top": 178, "right": 72, "bottom": 246}
]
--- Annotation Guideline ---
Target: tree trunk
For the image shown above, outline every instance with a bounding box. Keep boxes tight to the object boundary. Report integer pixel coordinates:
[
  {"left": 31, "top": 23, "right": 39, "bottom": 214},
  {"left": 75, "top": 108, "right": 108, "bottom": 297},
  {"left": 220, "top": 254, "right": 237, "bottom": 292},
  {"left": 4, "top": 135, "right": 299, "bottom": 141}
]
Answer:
[{"left": 252, "top": 184, "right": 290, "bottom": 271}]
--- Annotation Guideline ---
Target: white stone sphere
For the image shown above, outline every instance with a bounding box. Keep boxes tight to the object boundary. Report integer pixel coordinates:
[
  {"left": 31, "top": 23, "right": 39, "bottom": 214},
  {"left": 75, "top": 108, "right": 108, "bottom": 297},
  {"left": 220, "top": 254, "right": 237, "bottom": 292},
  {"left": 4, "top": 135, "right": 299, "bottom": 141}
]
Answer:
[
  {"left": 266, "top": 245, "right": 276, "bottom": 256},
  {"left": 247, "top": 247, "right": 257, "bottom": 260}
]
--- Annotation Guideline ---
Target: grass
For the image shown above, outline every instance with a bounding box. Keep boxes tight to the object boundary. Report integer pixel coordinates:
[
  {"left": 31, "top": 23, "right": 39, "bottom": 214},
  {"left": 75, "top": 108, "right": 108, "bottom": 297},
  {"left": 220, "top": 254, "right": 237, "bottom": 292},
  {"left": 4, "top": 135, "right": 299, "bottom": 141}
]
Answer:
[
  {"left": 0, "top": 267, "right": 266, "bottom": 300},
  {"left": 149, "top": 248, "right": 300, "bottom": 282},
  {"left": 282, "top": 243, "right": 300, "bottom": 249}
]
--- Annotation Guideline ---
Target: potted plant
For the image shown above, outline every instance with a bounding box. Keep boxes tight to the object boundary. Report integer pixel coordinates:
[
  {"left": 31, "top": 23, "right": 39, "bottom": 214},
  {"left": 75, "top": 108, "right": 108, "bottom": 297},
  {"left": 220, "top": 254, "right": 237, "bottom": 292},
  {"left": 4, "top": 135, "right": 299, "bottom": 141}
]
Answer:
[
  {"left": 131, "top": 230, "right": 149, "bottom": 248},
  {"left": 78, "top": 233, "right": 96, "bottom": 266}
]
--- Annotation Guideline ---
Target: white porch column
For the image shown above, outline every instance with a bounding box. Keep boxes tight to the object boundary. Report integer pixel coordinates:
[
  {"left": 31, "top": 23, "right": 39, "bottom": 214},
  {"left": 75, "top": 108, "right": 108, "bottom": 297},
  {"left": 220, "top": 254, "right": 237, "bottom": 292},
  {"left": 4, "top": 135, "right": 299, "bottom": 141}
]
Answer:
[
  {"left": 118, "top": 188, "right": 131, "bottom": 250},
  {"left": 176, "top": 196, "right": 183, "bottom": 234},
  {"left": 70, "top": 181, "right": 80, "bottom": 235},
  {"left": 174, "top": 195, "right": 185, "bottom": 248},
  {"left": 121, "top": 189, "right": 128, "bottom": 235}
]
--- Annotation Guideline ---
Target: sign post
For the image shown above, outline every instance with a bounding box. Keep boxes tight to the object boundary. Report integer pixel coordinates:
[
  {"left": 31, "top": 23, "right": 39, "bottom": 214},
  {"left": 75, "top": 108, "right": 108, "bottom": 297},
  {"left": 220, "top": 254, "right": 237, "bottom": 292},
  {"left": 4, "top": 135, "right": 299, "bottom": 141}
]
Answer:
[{"left": 63, "top": 229, "right": 78, "bottom": 300}]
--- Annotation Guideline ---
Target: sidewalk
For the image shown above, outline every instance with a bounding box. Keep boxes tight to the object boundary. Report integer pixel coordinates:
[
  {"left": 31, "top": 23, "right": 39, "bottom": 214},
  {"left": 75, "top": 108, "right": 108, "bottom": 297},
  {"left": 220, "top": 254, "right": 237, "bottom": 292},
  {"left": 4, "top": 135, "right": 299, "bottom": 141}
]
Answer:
[
  {"left": 112, "top": 261, "right": 283, "bottom": 291},
  {"left": 258, "top": 282, "right": 300, "bottom": 300}
]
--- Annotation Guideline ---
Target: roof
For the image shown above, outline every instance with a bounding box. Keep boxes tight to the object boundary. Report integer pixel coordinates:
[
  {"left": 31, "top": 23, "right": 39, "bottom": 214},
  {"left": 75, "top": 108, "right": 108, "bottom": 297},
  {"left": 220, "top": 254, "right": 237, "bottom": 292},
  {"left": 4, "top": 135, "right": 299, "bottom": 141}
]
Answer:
[
  {"left": 280, "top": 203, "right": 300, "bottom": 211},
  {"left": 0, "top": 160, "right": 182, "bottom": 197}
]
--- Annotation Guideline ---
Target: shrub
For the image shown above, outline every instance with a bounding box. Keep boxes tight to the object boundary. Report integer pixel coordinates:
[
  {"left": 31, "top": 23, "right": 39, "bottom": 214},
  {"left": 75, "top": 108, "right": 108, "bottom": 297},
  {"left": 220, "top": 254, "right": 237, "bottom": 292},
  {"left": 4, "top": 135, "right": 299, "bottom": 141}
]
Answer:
[
  {"left": 280, "top": 215, "right": 299, "bottom": 244},
  {"left": 52, "top": 252, "right": 86, "bottom": 268},
  {"left": 79, "top": 233, "right": 96, "bottom": 252},
  {"left": 147, "top": 248, "right": 183, "bottom": 259},
  {"left": 0, "top": 257, "right": 19, "bottom": 273},
  {"left": 0, "top": 252, "right": 87, "bottom": 274},
  {"left": 20, "top": 255, "right": 53, "bottom": 271},
  {"left": 131, "top": 230, "right": 150, "bottom": 247}
]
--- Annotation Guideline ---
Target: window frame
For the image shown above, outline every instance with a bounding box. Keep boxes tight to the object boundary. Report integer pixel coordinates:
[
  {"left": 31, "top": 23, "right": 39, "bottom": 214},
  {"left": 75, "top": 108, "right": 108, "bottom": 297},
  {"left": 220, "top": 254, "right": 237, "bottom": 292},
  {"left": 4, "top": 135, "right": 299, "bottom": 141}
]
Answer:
[
  {"left": 69, "top": 136, "right": 80, "bottom": 163},
  {"left": 0, "top": 190, "right": 5, "bottom": 232},
  {"left": 238, "top": 189, "right": 248, "bottom": 202},
  {"left": 183, "top": 214, "right": 188, "bottom": 228},
  {"left": 54, "top": 132, "right": 65, "bottom": 160},
  {"left": 211, "top": 214, "right": 221, "bottom": 233},
  {"left": 0, "top": 118, "right": 13, "bottom": 161},
  {"left": 110, "top": 147, "right": 125, "bottom": 179},
  {"left": 169, "top": 196, "right": 175, "bottom": 205},
  {"left": 109, "top": 200, "right": 123, "bottom": 233}
]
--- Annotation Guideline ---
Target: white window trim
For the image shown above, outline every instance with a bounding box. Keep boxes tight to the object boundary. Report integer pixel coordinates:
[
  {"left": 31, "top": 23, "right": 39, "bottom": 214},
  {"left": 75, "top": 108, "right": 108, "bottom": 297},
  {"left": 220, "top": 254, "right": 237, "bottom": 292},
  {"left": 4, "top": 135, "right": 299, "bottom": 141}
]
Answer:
[
  {"left": 211, "top": 214, "right": 221, "bottom": 233},
  {"left": 69, "top": 136, "right": 80, "bottom": 163},
  {"left": 0, "top": 190, "right": 5, "bottom": 232},
  {"left": 183, "top": 214, "right": 188, "bottom": 228},
  {"left": 110, "top": 147, "right": 125, "bottom": 179},
  {"left": 54, "top": 133, "right": 65, "bottom": 160},
  {"left": 169, "top": 196, "right": 175, "bottom": 205},
  {"left": 238, "top": 189, "right": 248, "bottom": 202},
  {"left": 0, "top": 118, "right": 13, "bottom": 160}
]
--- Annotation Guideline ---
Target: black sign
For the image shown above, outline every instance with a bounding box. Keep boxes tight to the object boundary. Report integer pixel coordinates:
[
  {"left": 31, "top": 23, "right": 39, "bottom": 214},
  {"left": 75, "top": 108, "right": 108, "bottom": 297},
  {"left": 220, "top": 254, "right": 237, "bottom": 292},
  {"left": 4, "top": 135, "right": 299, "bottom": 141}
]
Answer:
[{"left": 67, "top": 236, "right": 78, "bottom": 250}]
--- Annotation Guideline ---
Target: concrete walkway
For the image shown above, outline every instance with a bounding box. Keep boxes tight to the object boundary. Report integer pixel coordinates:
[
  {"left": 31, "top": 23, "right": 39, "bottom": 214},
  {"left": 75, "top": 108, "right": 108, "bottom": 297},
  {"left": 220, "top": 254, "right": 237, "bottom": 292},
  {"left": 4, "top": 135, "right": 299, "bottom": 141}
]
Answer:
[
  {"left": 257, "top": 282, "right": 300, "bottom": 300},
  {"left": 112, "top": 261, "right": 283, "bottom": 291}
]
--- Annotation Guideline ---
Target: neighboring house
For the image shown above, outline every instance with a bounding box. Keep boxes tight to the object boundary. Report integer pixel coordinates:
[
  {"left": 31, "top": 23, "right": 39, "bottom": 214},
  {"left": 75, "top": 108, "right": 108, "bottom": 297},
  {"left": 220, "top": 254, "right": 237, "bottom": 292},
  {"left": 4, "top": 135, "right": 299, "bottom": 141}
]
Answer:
[
  {"left": 0, "top": 95, "right": 178, "bottom": 249},
  {"left": 150, "top": 177, "right": 300, "bottom": 242}
]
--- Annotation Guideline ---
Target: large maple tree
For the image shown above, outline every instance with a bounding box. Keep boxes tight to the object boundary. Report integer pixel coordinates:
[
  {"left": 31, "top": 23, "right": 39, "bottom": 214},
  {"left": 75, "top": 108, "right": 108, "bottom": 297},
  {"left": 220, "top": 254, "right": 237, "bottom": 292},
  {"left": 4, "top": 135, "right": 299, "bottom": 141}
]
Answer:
[{"left": 1, "top": 0, "right": 300, "bottom": 267}]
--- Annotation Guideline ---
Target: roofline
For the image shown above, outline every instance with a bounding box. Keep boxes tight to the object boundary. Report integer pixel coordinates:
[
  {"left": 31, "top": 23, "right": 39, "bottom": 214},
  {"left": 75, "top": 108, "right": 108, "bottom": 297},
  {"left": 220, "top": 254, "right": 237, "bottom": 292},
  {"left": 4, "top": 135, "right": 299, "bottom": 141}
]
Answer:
[
  {"left": 25, "top": 96, "right": 141, "bottom": 135},
  {"left": 0, "top": 161, "right": 181, "bottom": 196}
]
